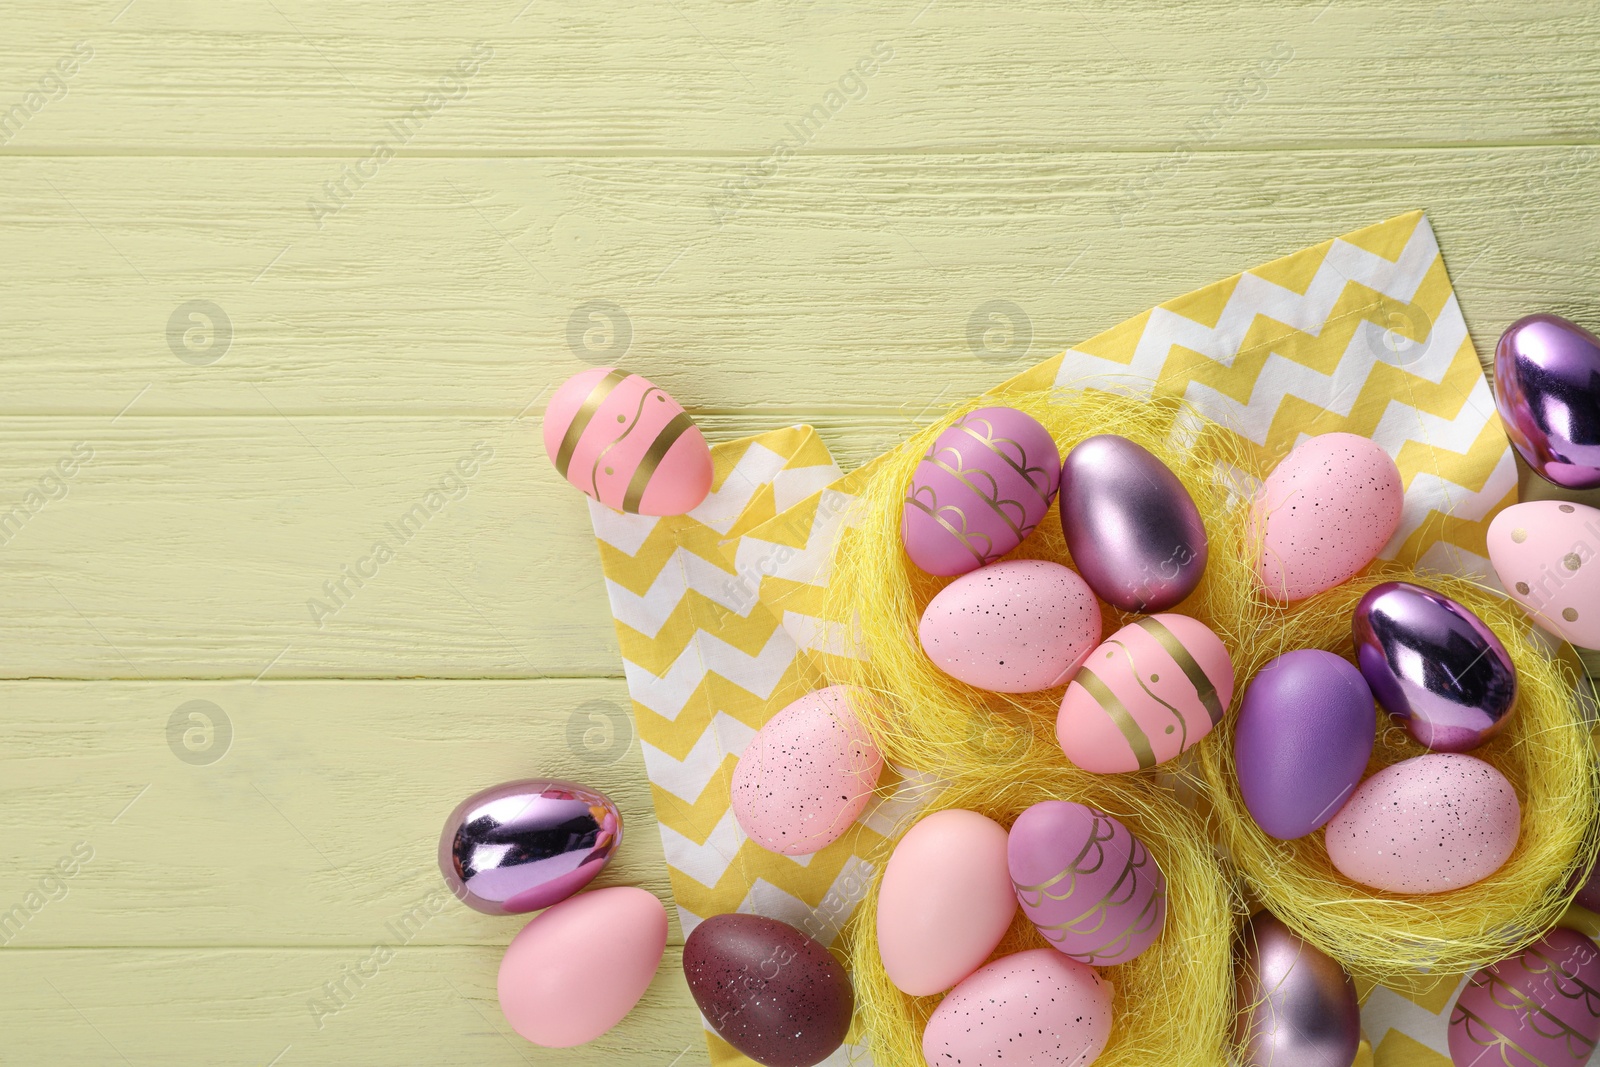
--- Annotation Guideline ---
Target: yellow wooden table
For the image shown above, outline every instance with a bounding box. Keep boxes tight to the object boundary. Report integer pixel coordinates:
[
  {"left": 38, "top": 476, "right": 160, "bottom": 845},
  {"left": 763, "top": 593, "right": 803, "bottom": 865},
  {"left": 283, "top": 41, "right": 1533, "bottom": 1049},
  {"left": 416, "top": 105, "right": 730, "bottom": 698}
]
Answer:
[{"left": 2, "top": 3, "right": 1598, "bottom": 1064}]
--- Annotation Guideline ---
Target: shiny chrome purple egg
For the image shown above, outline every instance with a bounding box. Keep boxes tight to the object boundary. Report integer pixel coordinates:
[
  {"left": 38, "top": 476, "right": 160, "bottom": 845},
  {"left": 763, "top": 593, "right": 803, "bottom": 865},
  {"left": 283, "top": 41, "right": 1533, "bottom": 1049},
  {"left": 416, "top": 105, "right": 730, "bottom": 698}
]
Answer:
[
  {"left": 1058, "top": 434, "right": 1208, "bottom": 613},
  {"left": 1235, "top": 912, "right": 1361, "bottom": 1067},
  {"left": 438, "top": 778, "right": 622, "bottom": 915},
  {"left": 1352, "top": 582, "right": 1516, "bottom": 752},
  {"left": 1494, "top": 313, "right": 1600, "bottom": 489}
]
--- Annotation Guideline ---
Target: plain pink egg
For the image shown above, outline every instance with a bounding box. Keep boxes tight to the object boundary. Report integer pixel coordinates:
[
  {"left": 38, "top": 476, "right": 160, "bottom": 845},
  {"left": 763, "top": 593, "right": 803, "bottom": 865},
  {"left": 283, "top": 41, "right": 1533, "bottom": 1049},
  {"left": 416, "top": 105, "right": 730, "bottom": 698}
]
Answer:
[
  {"left": 1324, "top": 753, "right": 1520, "bottom": 894},
  {"left": 918, "top": 559, "right": 1102, "bottom": 693},
  {"left": 1252, "top": 432, "right": 1403, "bottom": 602},
  {"left": 497, "top": 886, "right": 668, "bottom": 1046},
  {"left": 876, "top": 809, "right": 1016, "bottom": 996},
  {"left": 922, "top": 948, "right": 1114, "bottom": 1067},
  {"left": 729, "top": 685, "right": 883, "bottom": 856}
]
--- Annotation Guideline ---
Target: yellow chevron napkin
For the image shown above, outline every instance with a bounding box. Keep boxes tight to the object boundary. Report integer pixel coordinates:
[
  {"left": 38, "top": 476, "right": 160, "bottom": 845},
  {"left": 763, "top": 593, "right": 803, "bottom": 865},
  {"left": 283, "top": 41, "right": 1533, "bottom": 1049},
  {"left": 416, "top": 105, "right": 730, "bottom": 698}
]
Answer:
[{"left": 589, "top": 211, "right": 1521, "bottom": 1067}]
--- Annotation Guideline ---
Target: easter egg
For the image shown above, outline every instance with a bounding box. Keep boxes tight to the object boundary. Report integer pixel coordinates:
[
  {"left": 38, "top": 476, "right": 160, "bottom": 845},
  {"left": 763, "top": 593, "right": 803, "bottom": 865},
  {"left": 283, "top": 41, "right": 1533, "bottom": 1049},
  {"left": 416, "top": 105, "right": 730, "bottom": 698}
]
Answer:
[
  {"left": 922, "top": 948, "right": 1113, "bottom": 1067},
  {"left": 1493, "top": 313, "right": 1600, "bottom": 489},
  {"left": 542, "top": 367, "right": 713, "bottom": 516},
  {"left": 1252, "top": 433, "right": 1404, "bottom": 602},
  {"left": 497, "top": 886, "right": 667, "bottom": 1047},
  {"left": 1234, "top": 912, "right": 1361, "bottom": 1067},
  {"left": 683, "top": 913, "right": 853, "bottom": 1067},
  {"left": 1008, "top": 800, "right": 1166, "bottom": 965},
  {"left": 1449, "top": 927, "right": 1600, "bottom": 1067},
  {"left": 876, "top": 808, "right": 1016, "bottom": 996},
  {"left": 439, "top": 778, "right": 622, "bottom": 915},
  {"left": 730, "top": 686, "right": 883, "bottom": 856},
  {"left": 1487, "top": 500, "right": 1600, "bottom": 650},
  {"left": 902, "top": 406, "right": 1061, "bottom": 576},
  {"left": 1353, "top": 582, "right": 1517, "bottom": 752},
  {"left": 917, "top": 559, "right": 1101, "bottom": 693},
  {"left": 1055, "top": 613, "right": 1234, "bottom": 773},
  {"left": 1058, "top": 434, "right": 1208, "bottom": 612},
  {"left": 1233, "top": 650, "right": 1377, "bottom": 840},
  {"left": 1325, "top": 753, "right": 1520, "bottom": 894}
]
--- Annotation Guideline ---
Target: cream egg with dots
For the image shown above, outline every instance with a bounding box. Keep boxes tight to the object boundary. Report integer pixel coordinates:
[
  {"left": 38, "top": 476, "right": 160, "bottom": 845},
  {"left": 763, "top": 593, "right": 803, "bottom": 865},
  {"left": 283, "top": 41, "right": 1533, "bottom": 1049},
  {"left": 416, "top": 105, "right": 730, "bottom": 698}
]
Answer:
[
  {"left": 1251, "top": 432, "right": 1404, "bottom": 602},
  {"left": 1487, "top": 500, "right": 1600, "bottom": 650},
  {"left": 1324, "top": 752, "right": 1519, "bottom": 894},
  {"left": 918, "top": 559, "right": 1102, "bottom": 693},
  {"left": 921, "top": 947, "right": 1113, "bottom": 1067},
  {"left": 729, "top": 686, "right": 883, "bottom": 857}
]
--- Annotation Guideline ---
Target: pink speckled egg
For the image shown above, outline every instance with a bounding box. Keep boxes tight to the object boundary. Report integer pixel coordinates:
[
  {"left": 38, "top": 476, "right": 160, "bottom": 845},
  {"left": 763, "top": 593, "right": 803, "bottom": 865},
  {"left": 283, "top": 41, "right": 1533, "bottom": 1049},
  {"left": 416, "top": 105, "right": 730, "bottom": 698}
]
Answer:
[
  {"left": 497, "top": 886, "right": 667, "bottom": 1047},
  {"left": 1252, "top": 433, "right": 1404, "bottom": 602},
  {"left": 876, "top": 809, "right": 1017, "bottom": 996},
  {"left": 1325, "top": 753, "right": 1520, "bottom": 894},
  {"left": 542, "top": 367, "right": 713, "bottom": 516},
  {"left": 918, "top": 559, "right": 1102, "bottom": 693},
  {"left": 1449, "top": 927, "right": 1600, "bottom": 1067},
  {"left": 922, "top": 948, "right": 1114, "bottom": 1067},
  {"left": 1055, "top": 613, "right": 1234, "bottom": 773},
  {"left": 1487, "top": 500, "right": 1600, "bottom": 650},
  {"left": 730, "top": 686, "right": 883, "bottom": 856},
  {"left": 1008, "top": 801, "right": 1166, "bottom": 965},
  {"left": 902, "top": 407, "right": 1061, "bottom": 576}
]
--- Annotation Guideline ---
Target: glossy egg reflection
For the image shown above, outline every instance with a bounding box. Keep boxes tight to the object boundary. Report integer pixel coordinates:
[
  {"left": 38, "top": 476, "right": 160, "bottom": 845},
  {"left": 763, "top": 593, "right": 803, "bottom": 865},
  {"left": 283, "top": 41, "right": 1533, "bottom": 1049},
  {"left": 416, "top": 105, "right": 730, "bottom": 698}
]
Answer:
[
  {"left": 1352, "top": 582, "right": 1516, "bottom": 752},
  {"left": 439, "top": 778, "right": 622, "bottom": 915}
]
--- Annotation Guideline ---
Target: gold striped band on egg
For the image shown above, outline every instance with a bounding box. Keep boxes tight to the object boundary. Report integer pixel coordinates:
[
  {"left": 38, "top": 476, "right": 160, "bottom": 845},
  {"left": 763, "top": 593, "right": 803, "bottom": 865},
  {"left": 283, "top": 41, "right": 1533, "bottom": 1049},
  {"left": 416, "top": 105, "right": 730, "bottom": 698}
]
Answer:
[
  {"left": 1134, "top": 616, "right": 1224, "bottom": 725},
  {"left": 1074, "top": 667, "right": 1158, "bottom": 770},
  {"left": 553, "top": 369, "right": 629, "bottom": 479},
  {"left": 622, "top": 410, "right": 697, "bottom": 514}
]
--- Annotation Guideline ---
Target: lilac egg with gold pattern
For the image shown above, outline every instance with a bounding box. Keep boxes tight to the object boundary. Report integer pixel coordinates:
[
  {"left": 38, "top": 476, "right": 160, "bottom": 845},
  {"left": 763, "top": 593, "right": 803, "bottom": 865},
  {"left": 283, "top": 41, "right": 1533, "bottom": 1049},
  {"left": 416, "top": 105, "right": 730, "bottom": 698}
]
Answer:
[
  {"left": 1449, "top": 927, "right": 1600, "bottom": 1067},
  {"left": 902, "top": 407, "right": 1060, "bottom": 576},
  {"left": 1007, "top": 800, "right": 1167, "bottom": 965},
  {"left": 1493, "top": 313, "right": 1600, "bottom": 489},
  {"left": 439, "top": 778, "right": 622, "bottom": 915},
  {"left": 1058, "top": 434, "right": 1208, "bottom": 612},
  {"left": 1353, "top": 582, "right": 1517, "bottom": 752}
]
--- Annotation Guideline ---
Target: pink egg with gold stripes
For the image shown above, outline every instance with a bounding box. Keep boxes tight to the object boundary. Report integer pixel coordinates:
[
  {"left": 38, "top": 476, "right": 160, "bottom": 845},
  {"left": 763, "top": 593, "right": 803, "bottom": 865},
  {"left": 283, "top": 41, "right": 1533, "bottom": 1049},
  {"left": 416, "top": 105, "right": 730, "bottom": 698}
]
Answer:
[
  {"left": 543, "top": 367, "right": 713, "bottom": 516},
  {"left": 1056, "top": 613, "right": 1234, "bottom": 773}
]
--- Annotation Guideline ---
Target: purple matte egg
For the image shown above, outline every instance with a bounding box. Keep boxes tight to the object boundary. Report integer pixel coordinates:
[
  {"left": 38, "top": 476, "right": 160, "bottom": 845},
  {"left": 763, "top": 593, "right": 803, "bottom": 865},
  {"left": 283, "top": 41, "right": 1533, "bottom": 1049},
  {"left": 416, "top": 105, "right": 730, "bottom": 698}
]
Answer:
[
  {"left": 1058, "top": 434, "right": 1208, "bottom": 612},
  {"left": 1353, "top": 582, "right": 1517, "bottom": 752},
  {"left": 683, "top": 913, "right": 853, "bottom": 1067},
  {"left": 1449, "top": 927, "right": 1600, "bottom": 1067},
  {"left": 1233, "top": 650, "right": 1376, "bottom": 840},
  {"left": 1493, "top": 313, "right": 1600, "bottom": 489},
  {"left": 1008, "top": 800, "right": 1167, "bottom": 965},
  {"left": 439, "top": 779, "right": 622, "bottom": 915},
  {"left": 902, "top": 407, "right": 1060, "bottom": 576}
]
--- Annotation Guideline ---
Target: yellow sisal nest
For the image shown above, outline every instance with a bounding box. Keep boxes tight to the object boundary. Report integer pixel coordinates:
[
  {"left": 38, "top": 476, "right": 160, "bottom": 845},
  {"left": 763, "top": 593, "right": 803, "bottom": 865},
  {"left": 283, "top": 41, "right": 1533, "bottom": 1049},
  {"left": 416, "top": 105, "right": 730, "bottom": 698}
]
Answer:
[{"left": 824, "top": 386, "right": 1600, "bottom": 1061}]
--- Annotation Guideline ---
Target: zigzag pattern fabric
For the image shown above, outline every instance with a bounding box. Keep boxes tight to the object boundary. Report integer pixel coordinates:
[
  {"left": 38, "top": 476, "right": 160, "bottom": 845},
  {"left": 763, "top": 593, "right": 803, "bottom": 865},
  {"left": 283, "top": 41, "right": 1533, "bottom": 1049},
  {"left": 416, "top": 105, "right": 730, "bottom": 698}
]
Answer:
[{"left": 590, "top": 212, "right": 1523, "bottom": 1066}]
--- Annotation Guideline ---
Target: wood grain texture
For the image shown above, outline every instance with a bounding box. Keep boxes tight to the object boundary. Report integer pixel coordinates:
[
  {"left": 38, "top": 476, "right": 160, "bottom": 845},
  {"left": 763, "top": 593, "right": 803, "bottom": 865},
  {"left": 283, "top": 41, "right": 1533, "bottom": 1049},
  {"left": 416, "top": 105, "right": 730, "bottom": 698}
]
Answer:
[
  {"left": 2, "top": 150, "right": 1600, "bottom": 416},
  {"left": 3, "top": 1, "right": 1599, "bottom": 1065},
  {"left": 1, "top": 1, "right": 1596, "bottom": 154}
]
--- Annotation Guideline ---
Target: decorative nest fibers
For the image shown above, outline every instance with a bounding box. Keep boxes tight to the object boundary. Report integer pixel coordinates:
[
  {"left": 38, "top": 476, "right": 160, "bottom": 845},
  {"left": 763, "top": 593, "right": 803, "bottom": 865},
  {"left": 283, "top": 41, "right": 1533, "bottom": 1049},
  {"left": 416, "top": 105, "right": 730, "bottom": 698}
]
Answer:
[{"left": 824, "top": 387, "right": 1599, "bottom": 1062}]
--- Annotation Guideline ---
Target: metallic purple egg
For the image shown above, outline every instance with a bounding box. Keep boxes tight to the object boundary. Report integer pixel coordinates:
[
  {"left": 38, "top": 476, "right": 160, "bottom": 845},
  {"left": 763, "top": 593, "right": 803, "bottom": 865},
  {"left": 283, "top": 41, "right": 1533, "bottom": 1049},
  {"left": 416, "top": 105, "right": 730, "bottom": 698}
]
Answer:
[
  {"left": 1235, "top": 912, "right": 1361, "bottom": 1067},
  {"left": 1353, "top": 582, "right": 1517, "bottom": 752},
  {"left": 438, "top": 778, "right": 622, "bottom": 915},
  {"left": 1058, "top": 434, "right": 1208, "bottom": 613},
  {"left": 1494, "top": 313, "right": 1600, "bottom": 489}
]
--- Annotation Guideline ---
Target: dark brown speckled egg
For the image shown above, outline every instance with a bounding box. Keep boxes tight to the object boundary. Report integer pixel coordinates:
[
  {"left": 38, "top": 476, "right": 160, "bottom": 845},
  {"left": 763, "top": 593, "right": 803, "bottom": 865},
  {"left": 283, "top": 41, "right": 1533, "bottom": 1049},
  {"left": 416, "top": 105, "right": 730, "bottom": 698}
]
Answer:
[{"left": 682, "top": 913, "right": 853, "bottom": 1067}]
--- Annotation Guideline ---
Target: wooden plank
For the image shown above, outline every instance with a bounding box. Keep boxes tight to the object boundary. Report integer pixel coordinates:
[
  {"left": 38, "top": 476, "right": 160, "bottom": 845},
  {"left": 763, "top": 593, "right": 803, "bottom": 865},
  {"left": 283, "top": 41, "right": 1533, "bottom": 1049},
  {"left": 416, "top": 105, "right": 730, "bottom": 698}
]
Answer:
[
  {"left": 0, "top": 1, "right": 1596, "bottom": 154},
  {"left": 0, "top": 946, "right": 708, "bottom": 1067},
  {"left": 0, "top": 411, "right": 954, "bottom": 678},
  {"left": 1, "top": 149, "right": 1598, "bottom": 417},
  {"left": 0, "top": 680, "right": 680, "bottom": 947}
]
